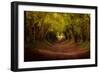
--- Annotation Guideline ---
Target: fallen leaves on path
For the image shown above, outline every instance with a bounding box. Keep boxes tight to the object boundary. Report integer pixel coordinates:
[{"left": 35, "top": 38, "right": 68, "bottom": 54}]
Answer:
[{"left": 24, "top": 41, "right": 90, "bottom": 61}]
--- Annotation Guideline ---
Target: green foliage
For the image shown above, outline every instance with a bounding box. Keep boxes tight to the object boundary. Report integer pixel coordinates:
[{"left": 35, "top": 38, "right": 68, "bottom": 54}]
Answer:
[{"left": 24, "top": 11, "right": 90, "bottom": 49}]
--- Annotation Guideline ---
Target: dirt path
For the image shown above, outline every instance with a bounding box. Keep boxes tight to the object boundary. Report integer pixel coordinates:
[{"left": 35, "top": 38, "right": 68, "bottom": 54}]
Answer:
[{"left": 24, "top": 41, "right": 90, "bottom": 61}]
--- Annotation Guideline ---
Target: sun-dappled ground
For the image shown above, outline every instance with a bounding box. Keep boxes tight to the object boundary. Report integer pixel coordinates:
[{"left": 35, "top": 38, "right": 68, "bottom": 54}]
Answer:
[{"left": 24, "top": 40, "right": 90, "bottom": 61}]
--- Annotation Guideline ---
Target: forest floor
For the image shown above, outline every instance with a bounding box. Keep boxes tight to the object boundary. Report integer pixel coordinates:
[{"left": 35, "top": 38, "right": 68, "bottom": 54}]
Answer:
[{"left": 24, "top": 40, "right": 90, "bottom": 61}]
